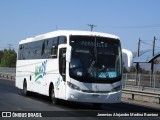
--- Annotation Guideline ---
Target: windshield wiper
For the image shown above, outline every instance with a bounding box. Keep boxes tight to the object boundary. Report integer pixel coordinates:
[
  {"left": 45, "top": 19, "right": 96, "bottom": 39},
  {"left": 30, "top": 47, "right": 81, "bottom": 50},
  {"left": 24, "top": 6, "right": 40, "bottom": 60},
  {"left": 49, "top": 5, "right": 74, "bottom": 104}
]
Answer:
[{"left": 88, "top": 61, "right": 95, "bottom": 74}]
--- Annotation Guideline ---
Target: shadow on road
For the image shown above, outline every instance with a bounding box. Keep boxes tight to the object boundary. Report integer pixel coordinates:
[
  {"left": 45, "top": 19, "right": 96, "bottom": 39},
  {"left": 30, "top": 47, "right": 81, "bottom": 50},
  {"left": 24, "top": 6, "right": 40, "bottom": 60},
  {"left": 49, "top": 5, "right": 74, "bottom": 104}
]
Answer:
[
  {"left": 0, "top": 79, "right": 159, "bottom": 112},
  {"left": 21, "top": 91, "right": 160, "bottom": 112}
]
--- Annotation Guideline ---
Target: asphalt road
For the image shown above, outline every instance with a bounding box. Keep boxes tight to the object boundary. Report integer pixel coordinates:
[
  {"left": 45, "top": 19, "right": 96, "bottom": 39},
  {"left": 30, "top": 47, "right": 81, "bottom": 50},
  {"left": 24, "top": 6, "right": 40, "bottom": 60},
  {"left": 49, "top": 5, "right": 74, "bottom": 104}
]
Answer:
[{"left": 0, "top": 78, "right": 159, "bottom": 120}]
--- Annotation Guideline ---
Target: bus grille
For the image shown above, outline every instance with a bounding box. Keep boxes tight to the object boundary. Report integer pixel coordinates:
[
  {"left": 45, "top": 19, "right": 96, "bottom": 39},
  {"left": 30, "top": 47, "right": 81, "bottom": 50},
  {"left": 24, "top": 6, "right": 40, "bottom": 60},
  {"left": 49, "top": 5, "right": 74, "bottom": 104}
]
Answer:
[{"left": 82, "top": 90, "right": 111, "bottom": 93}]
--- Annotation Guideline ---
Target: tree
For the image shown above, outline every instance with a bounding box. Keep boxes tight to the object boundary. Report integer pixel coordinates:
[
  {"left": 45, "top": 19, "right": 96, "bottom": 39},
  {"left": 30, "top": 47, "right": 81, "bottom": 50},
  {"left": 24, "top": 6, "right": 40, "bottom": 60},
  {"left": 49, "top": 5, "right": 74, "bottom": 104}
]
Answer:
[
  {"left": 0, "top": 50, "right": 3, "bottom": 64},
  {"left": 129, "top": 65, "right": 136, "bottom": 73},
  {"left": 0, "top": 49, "right": 17, "bottom": 67}
]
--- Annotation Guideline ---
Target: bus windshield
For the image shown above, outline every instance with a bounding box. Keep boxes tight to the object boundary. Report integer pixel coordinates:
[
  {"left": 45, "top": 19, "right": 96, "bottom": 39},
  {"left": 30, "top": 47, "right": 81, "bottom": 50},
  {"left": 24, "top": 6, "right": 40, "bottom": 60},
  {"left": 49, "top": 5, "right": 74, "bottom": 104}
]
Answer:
[{"left": 69, "top": 36, "right": 122, "bottom": 83}]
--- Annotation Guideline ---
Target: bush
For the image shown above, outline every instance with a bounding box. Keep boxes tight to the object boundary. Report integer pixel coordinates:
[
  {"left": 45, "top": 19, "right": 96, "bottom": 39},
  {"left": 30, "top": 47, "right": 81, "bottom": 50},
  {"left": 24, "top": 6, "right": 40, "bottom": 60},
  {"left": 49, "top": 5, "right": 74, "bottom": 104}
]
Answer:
[{"left": 0, "top": 49, "right": 17, "bottom": 67}]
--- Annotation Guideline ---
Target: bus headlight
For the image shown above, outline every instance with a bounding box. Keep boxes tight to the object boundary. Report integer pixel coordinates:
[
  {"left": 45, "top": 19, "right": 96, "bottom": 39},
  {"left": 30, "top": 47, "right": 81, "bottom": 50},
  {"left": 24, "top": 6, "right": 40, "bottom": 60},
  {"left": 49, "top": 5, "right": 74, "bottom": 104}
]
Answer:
[
  {"left": 112, "top": 85, "right": 122, "bottom": 92},
  {"left": 67, "top": 81, "right": 81, "bottom": 91}
]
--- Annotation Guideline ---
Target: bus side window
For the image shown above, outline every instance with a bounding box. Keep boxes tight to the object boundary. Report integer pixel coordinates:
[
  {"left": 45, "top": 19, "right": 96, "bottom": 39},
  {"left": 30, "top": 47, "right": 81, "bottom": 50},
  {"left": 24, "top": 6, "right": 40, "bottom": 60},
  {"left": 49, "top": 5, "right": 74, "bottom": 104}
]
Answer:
[
  {"left": 22, "top": 45, "right": 25, "bottom": 60},
  {"left": 59, "top": 48, "right": 66, "bottom": 81},
  {"left": 51, "top": 37, "right": 58, "bottom": 58},
  {"left": 41, "top": 41, "right": 45, "bottom": 56},
  {"left": 59, "top": 36, "right": 67, "bottom": 44},
  {"left": 18, "top": 45, "right": 22, "bottom": 60}
]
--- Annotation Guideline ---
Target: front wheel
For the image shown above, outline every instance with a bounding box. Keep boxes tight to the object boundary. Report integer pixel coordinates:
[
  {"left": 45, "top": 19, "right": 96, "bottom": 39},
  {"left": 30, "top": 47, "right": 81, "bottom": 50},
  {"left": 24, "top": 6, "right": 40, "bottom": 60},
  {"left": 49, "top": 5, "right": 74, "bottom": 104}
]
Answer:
[
  {"left": 23, "top": 81, "right": 28, "bottom": 96},
  {"left": 50, "top": 86, "right": 59, "bottom": 104}
]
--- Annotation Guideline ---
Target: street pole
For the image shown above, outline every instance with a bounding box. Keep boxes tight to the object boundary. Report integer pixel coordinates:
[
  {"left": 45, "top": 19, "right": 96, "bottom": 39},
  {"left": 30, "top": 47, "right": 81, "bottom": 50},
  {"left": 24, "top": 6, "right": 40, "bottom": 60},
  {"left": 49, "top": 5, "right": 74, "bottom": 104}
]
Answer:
[
  {"left": 151, "top": 36, "right": 156, "bottom": 86},
  {"left": 8, "top": 44, "right": 13, "bottom": 50},
  {"left": 136, "top": 38, "right": 141, "bottom": 85},
  {"left": 151, "top": 36, "right": 156, "bottom": 75},
  {"left": 152, "top": 36, "right": 156, "bottom": 57},
  {"left": 137, "top": 38, "right": 141, "bottom": 57},
  {"left": 88, "top": 24, "right": 97, "bottom": 31}
]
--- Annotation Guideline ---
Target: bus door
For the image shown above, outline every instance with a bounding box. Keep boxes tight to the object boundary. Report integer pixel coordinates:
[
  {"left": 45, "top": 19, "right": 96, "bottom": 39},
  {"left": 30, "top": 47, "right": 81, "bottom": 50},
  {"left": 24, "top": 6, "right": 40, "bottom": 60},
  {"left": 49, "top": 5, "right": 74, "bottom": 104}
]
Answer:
[{"left": 57, "top": 47, "right": 66, "bottom": 99}]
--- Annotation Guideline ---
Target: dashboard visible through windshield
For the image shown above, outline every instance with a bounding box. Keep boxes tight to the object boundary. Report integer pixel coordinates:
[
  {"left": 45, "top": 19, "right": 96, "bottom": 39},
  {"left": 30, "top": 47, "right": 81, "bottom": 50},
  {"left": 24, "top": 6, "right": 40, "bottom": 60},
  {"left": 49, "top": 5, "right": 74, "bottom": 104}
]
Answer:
[{"left": 69, "top": 35, "right": 122, "bottom": 83}]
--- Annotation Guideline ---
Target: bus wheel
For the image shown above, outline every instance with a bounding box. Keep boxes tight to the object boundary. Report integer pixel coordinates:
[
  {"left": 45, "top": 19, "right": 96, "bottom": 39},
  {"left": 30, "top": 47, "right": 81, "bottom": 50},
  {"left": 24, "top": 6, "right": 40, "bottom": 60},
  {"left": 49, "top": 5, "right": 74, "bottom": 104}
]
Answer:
[
  {"left": 93, "top": 103, "right": 102, "bottom": 109},
  {"left": 23, "top": 81, "right": 28, "bottom": 96},
  {"left": 50, "top": 86, "right": 58, "bottom": 104}
]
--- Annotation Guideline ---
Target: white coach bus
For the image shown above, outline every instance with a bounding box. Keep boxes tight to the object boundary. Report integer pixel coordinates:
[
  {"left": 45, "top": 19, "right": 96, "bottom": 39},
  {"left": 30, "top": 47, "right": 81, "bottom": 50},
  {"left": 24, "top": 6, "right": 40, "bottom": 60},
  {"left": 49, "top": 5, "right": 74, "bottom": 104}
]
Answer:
[{"left": 16, "top": 30, "right": 130, "bottom": 107}]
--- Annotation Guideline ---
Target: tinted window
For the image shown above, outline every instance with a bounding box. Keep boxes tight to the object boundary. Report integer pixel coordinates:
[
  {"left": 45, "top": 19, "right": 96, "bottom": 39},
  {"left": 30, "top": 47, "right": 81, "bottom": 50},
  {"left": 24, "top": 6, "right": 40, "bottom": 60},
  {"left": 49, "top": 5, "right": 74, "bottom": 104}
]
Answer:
[
  {"left": 18, "top": 36, "right": 67, "bottom": 60},
  {"left": 59, "top": 36, "right": 67, "bottom": 44}
]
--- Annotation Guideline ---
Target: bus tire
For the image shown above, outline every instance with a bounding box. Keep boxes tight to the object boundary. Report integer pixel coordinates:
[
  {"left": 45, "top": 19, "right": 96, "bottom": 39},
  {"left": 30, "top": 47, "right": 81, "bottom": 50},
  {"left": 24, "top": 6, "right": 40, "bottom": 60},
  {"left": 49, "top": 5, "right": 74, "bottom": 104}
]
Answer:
[
  {"left": 50, "top": 85, "right": 58, "bottom": 104},
  {"left": 23, "top": 80, "right": 28, "bottom": 96}
]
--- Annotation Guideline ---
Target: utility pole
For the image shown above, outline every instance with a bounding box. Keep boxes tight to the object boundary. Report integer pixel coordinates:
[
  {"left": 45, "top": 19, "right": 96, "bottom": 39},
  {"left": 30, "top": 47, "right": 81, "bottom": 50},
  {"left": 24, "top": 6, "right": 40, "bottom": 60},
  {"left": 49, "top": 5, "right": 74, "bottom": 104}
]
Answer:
[
  {"left": 137, "top": 38, "right": 141, "bottom": 57},
  {"left": 152, "top": 36, "right": 156, "bottom": 57},
  {"left": 88, "top": 24, "right": 97, "bottom": 31},
  {"left": 8, "top": 44, "right": 13, "bottom": 50},
  {"left": 136, "top": 38, "right": 141, "bottom": 85},
  {"left": 151, "top": 36, "right": 156, "bottom": 86}
]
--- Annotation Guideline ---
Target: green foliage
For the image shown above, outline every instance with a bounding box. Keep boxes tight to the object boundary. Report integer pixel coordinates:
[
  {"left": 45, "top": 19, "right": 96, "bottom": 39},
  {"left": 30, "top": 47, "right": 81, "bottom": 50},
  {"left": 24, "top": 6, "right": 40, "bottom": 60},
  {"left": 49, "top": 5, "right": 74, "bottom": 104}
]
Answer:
[
  {"left": 0, "top": 51, "right": 3, "bottom": 64},
  {"left": 128, "top": 65, "right": 150, "bottom": 74},
  {"left": 129, "top": 66, "right": 136, "bottom": 73},
  {"left": 0, "top": 49, "right": 17, "bottom": 67}
]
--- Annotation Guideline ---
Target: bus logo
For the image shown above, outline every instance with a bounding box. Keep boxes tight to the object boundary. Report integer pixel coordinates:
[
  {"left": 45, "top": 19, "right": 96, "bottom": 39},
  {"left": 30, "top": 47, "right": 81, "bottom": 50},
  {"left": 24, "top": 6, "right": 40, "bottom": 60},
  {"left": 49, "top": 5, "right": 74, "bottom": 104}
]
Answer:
[{"left": 35, "top": 60, "right": 47, "bottom": 81}]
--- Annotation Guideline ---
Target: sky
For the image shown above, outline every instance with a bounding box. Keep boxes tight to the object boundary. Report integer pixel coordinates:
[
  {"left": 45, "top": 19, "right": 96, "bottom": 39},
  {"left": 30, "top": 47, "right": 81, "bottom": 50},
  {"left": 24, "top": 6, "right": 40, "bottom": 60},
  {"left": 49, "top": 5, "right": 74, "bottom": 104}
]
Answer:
[{"left": 0, "top": 0, "right": 160, "bottom": 52}]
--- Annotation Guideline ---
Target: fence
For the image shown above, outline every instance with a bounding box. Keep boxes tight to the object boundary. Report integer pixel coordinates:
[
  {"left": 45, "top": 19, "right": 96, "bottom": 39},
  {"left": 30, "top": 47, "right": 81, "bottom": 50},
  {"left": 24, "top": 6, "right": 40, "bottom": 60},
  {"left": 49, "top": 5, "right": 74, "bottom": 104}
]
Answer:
[
  {"left": 0, "top": 67, "right": 159, "bottom": 103},
  {"left": 0, "top": 67, "right": 160, "bottom": 93},
  {"left": 122, "top": 73, "right": 160, "bottom": 93},
  {"left": 0, "top": 67, "right": 16, "bottom": 79}
]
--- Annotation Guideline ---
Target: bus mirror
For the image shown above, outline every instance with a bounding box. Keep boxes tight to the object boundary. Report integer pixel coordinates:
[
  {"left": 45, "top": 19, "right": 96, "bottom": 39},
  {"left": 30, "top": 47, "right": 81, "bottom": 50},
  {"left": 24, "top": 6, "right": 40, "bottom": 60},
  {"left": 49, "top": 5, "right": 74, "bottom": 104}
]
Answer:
[{"left": 66, "top": 47, "right": 71, "bottom": 62}]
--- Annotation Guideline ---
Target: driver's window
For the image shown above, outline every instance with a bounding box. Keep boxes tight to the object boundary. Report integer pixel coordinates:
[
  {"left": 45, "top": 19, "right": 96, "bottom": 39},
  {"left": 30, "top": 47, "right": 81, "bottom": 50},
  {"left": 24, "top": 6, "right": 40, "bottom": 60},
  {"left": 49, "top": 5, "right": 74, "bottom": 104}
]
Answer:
[
  {"left": 59, "top": 48, "right": 66, "bottom": 81},
  {"left": 51, "top": 37, "right": 58, "bottom": 58}
]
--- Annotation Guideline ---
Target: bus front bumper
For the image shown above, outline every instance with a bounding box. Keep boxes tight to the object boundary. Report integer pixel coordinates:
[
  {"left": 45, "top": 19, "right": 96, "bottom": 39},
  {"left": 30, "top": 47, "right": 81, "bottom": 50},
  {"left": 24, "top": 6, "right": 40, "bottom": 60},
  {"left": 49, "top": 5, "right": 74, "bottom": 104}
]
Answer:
[{"left": 66, "top": 88, "right": 122, "bottom": 103}]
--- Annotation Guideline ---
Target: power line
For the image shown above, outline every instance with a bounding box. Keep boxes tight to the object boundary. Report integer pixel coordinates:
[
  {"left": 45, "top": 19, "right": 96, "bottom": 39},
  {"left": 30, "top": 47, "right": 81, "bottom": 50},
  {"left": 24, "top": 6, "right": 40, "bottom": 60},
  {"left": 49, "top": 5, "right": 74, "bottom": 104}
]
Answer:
[
  {"left": 141, "top": 41, "right": 160, "bottom": 49},
  {"left": 103, "top": 24, "right": 160, "bottom": 29},
  {"left": 141, "top": 41, "right": 152, "bottom": 46},
  {"left": 8, "top": 44, "right": 13, "bottom": 50}
]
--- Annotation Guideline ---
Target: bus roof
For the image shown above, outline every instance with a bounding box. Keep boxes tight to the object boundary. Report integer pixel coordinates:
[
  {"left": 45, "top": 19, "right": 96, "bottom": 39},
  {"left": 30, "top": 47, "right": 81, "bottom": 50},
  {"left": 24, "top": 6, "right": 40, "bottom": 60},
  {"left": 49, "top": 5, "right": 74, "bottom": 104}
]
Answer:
[{"left": 19, "top": 30, "right": 120, "bottom": 44}]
